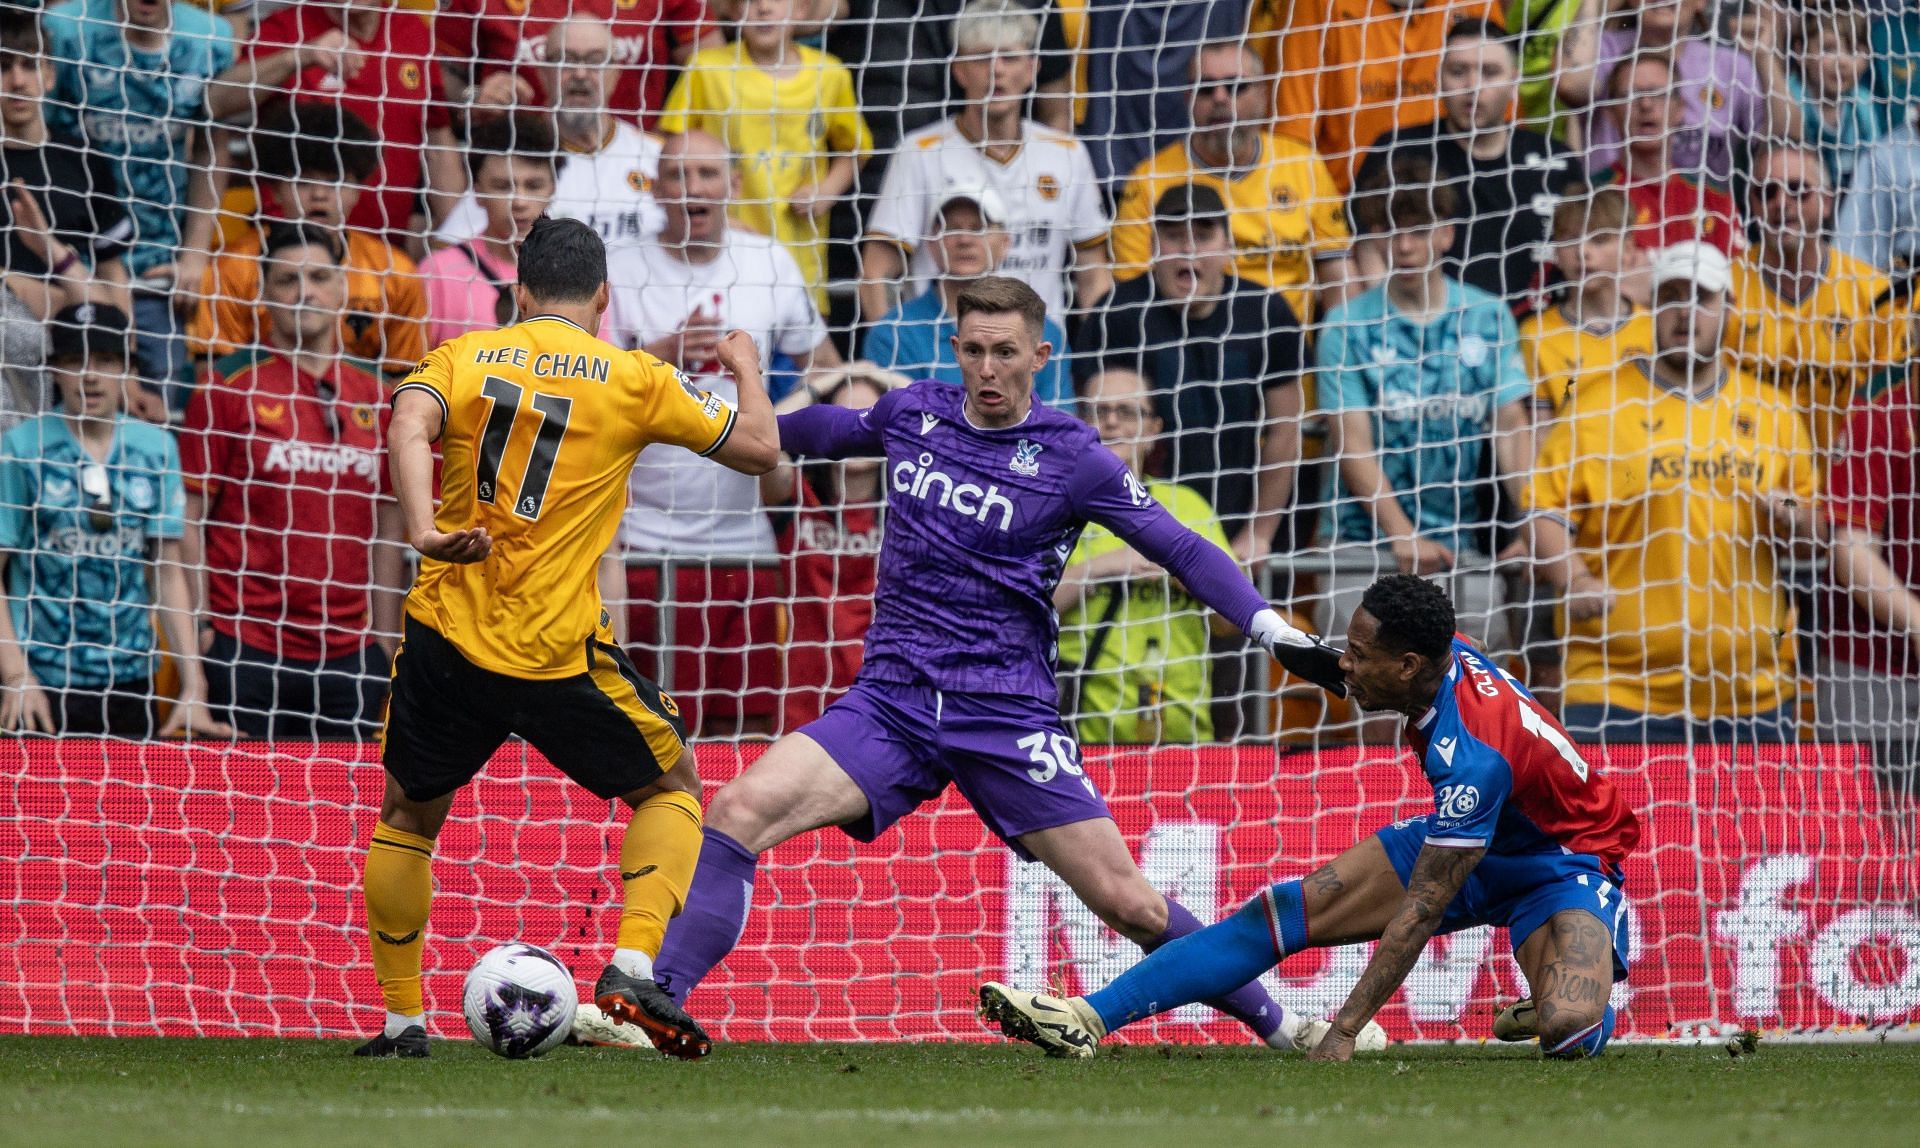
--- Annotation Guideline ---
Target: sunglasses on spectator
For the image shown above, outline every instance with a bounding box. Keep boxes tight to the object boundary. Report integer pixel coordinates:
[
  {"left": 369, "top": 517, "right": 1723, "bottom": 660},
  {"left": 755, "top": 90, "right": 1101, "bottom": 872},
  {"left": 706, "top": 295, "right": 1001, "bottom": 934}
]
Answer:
[{"left": 79, "top": 461, "right": 113, "bottom": 533}]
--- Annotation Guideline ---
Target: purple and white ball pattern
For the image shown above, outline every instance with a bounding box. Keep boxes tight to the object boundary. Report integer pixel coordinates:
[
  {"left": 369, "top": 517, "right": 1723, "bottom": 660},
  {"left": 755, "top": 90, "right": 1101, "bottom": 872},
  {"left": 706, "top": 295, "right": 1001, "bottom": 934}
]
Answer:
[{"left": 461, "top": 942, "right": 578, "bottom": 1058}]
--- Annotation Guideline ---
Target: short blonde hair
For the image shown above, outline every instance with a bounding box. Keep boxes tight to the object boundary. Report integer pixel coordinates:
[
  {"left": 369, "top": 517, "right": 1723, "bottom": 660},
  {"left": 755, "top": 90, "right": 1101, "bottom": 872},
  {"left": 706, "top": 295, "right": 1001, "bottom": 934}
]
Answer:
[{"left": 953, "top": 0, "right": 1041, "bottom": 56}]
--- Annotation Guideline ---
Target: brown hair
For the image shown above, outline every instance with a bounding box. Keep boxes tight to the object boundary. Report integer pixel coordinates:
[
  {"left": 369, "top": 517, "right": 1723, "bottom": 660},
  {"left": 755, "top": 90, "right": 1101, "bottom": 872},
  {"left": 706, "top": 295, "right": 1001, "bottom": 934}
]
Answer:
[
  {"left": 1351, "top": 153, "right": 1459, "bottom": 235},
  {"left": 954, "top": 275, "right": 1047, "bottom": 341},
  {"left": 1796, "top": 1, "right": 1870, "bottom": 54},
  {"left": 1605, "top": 49, "right": 1675, "bottom": 105},
  {"left": 1550, "top": 185, "right": 1630, "bottom": 242}
]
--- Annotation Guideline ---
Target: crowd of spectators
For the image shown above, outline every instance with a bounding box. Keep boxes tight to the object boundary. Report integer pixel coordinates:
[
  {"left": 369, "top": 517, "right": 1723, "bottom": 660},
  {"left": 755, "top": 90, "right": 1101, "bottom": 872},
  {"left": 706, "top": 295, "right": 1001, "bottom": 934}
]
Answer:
[{"left": 1, "top": 0, "right": 1918, "bottom": 755}]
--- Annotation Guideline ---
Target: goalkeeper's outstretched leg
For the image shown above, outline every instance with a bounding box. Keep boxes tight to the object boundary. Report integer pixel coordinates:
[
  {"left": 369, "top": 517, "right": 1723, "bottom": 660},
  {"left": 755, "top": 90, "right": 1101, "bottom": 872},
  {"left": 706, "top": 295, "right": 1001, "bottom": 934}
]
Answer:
[{"left": 653, "top": 699, "right": 1296, "bottom": 1047}]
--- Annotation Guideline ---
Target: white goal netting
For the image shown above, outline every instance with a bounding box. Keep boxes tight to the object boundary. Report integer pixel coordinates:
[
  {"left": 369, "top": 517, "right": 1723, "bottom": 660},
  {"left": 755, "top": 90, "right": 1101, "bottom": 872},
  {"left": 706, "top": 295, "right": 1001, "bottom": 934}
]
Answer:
[{"left": 1, "top": 0, "right": 1917, "bottom": 1044}]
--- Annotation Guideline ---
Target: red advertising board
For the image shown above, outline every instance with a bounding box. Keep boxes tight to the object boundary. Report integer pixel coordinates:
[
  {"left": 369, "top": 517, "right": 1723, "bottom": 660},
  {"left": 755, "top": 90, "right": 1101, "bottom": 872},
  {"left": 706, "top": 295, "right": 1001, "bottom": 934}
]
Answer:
[{"left": 1, "top": 740, "right": 1915, "bottom": 1042}]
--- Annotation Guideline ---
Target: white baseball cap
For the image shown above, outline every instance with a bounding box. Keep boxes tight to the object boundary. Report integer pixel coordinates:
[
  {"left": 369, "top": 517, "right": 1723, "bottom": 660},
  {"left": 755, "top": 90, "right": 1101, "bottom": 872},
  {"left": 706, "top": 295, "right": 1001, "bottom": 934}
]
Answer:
[
  {"left": 932, "top": 186, "right": 1009, "bottom": 232},
  {"left": 1649, "top": 241, "right": 1733, "bottom": 294}
]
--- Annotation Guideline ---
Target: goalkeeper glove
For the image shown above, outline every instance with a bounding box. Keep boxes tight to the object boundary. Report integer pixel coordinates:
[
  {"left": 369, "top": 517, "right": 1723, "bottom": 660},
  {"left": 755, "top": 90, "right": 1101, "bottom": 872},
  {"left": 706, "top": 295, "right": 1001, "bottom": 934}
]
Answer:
[{"left": 1248, "top": 608, "right": 1348, "bottom": 698}]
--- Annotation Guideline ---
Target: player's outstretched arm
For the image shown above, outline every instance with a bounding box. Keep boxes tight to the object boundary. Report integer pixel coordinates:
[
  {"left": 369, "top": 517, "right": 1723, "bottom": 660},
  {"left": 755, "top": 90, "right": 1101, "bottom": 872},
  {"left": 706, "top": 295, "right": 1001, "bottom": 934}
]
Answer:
[
  {"left": 389, "top": 387, "right": 492, "bottom": 564},
  {"left": 709, "top": 330, "right": 780, "bottom": 476},
  {"left": 1067, "top": 449, "right": 1347, "bottom": 696},
  {"left": 775, "top": 383, "right": 897, "bottom": 461},
  {"left": 1309, "top": 842, "right": 1484, "bottom": 1062}
]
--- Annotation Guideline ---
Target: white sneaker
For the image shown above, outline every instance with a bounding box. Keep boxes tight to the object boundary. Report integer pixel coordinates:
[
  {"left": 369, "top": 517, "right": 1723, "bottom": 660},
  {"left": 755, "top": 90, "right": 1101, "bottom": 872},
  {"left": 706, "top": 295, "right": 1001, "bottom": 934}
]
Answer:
[
  {"left": 978, "top": 982, "right": 1102, "bottom": 1059},
  {"left": 1299, "top": 1017, "right": 1390, "bottom": 1053},
  {"left": 568, "top": 999, "right": 648, "bottom": 1049}
]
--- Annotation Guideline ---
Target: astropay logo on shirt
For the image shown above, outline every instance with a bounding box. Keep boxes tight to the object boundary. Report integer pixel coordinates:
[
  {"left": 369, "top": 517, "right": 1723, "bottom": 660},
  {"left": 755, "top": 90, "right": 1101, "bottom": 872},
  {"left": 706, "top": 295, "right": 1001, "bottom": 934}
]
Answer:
[{"left": 262, "top": 441, "right": 380, "bottom": 482}]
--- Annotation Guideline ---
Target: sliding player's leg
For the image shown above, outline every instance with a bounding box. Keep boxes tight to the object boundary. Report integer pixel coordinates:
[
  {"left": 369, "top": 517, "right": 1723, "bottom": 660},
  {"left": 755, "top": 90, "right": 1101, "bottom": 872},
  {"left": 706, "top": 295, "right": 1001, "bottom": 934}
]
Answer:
[
  {"left": 359, "top": 618, "right": 516, "bottom": 1057},
  {"left": 1016, "top": 818, "right": 1297, "bottom": 1047},
  {"left": 1493, "top": 851, "right": 1631, "bottom": 1057},
  {"left": 979, "top": 832, "right": 1411, "bottom": 1057},
  {"left": 1510, "top": 909, "right": 1620, "bottom": 1057},
  {"left": 653, "top": 680, "right": 940, "bottom": 1004}
]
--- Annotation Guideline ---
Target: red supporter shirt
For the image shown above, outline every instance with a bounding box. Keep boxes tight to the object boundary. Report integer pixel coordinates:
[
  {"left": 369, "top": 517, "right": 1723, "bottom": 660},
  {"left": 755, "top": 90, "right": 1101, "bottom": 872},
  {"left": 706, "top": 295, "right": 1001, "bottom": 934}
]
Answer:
[
  {"left": 772, "top": 476, "right": 880, "bottom": 733},
  {"left": 251, "top": 7, "right": 451, "bottom": 236},
  {"left": 1825, "top": 383, "right": 1920, "bottom": 676},
  {"left": 438, "top": 0, "right": 716, "bottom": 128},
  {"left": 1602, "top": 167, "right": 1740, "bottom": 257},
  {"left": 181, "top": 349, "right": 389, "bottom": 663}
]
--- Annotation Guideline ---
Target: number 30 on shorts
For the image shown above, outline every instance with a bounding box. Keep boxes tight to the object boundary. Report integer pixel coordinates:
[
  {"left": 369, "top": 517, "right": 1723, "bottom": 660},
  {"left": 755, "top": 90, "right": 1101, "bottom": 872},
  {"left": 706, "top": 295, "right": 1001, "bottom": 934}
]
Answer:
[{"left": 1017, "top": 732, "right": 1089, "bottom": 792}]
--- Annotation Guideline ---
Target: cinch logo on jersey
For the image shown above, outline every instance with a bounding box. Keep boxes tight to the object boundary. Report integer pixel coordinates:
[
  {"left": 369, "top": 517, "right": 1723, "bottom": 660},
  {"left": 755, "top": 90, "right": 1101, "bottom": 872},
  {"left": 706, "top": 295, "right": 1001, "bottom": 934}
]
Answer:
[
  {"left": 262, "top": 441, "right": 380, "bottom": 481},
  {"left": 892, "top": 451, "right": 1015, "bottom": 531},
  {"left": 1436, "top": 783, "right": 1480, "bottom": 821}
]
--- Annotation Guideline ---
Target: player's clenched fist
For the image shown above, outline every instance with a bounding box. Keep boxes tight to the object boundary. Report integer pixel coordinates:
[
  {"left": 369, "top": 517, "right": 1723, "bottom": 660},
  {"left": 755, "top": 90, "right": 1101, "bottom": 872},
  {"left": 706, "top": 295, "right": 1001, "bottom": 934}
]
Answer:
[
  {"left": 713, "top": 330, "right": 761, "bottom": 382},
  {"left": 412, "top": 526, "right": 494, "bottom": 564}
]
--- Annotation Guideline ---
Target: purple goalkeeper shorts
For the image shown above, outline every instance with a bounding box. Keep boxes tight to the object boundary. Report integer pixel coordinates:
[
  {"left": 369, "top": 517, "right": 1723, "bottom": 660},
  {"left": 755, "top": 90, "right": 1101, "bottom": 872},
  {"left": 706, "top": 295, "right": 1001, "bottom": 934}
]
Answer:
[{"left": 799, "top": 678, "right": 1111, "bottom": 860}]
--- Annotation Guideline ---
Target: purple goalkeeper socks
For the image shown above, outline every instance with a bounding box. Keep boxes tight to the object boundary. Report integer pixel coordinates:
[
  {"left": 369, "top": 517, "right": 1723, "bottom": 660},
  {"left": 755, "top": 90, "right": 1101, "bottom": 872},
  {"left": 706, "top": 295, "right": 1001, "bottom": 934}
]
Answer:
[
  {"left": 1150, "top": 895, "right": 1286, "bottom": 1041},
  {"left": 652, "top": 827, "right": 759, "bottom": 1005}
]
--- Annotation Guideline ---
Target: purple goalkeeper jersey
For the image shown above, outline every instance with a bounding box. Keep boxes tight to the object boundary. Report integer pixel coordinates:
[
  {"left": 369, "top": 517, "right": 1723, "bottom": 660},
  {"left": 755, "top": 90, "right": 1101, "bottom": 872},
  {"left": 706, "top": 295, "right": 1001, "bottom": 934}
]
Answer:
[{"left": 778, "top": 379, "right": 1269, "bottom": 700}]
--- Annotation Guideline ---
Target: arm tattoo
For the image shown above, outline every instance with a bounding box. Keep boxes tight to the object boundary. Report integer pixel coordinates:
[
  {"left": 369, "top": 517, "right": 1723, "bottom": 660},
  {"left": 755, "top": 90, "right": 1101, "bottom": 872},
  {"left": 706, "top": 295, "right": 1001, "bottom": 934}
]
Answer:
[{"left": 1332, "top": 844, "right": 1483, "bottom": 1033}]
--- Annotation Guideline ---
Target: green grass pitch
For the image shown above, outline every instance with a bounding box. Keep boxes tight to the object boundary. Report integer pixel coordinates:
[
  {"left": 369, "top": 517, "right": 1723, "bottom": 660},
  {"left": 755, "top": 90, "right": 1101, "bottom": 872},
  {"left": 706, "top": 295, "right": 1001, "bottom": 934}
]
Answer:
[{"left": 2, "top": 1036, "right": 1914, "bottom": 1147}]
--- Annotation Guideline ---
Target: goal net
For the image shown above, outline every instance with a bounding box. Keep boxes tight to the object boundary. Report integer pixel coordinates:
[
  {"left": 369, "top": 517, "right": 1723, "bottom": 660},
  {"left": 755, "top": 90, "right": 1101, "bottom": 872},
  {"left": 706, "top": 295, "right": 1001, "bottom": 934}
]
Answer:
[{"left": 1, "top": 0, "right": 1918, "bottom": 1044}]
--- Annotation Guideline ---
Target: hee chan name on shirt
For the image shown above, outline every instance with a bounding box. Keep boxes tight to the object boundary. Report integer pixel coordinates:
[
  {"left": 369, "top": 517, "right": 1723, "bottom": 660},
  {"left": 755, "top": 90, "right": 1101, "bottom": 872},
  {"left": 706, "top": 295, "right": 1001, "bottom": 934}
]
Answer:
[{"left": 469, "top": 346, "right": 613, "bottom": 384}]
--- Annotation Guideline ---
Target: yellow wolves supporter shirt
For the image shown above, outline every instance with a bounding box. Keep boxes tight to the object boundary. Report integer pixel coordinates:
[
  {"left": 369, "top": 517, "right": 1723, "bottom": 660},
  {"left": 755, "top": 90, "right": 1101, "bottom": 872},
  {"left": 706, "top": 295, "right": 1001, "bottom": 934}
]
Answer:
[
  {"left": 1523, "top": 359, "right": 1817, "bottom": 718},
  {"left": 1518, "top": 304, "right": 1654, "bottom": 416},
  {"left": 1109, "top": 132, "right": 1349, "bottom": 323},
  {"left": 1726, "top": 248, "right": 1912, "bottom": 458},
  {"left": 395, "top": 314, "right": 737, "bottom": 678}
]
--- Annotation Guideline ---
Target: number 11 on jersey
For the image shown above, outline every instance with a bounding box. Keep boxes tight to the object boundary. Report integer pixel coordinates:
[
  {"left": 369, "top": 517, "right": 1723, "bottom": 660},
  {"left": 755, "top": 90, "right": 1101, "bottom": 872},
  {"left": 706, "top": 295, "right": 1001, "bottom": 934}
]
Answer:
[{"left": 476, "top": 375, "right": 574, "bottom": 521}]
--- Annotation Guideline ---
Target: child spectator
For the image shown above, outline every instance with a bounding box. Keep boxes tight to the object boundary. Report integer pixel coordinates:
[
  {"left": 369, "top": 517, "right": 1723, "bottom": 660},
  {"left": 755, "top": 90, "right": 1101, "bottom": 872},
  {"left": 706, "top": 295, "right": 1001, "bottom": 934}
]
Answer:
[
  {"left": 661, "top": 0, "right": 871, "bottom": 304},
  {"left": 416, "top": 116, "right": 558, "bottom": 350},
  {"left": 0, "top": 304, "right": 229, "bottom": 738},
  {"left": 1316, "top": 156, "right": 1533, "bottom": 664},
  {"left": 192, "top": 103, "right": 426, "bottom": 379},
  {"left": 43, "top": 0, "right": 236, "bottom": 406},
  {"left": 861, "top": 188, "right": 1071, "bottom": 406},
  {"left": 761, "top": 364, "right": 900, "bottom": 733},
  {"left": 182, "top": 223, "right": 403, "bottom": 740},
  {"left": 1512, "top": 186, "right": 1651, "bottom": 706},
  {"left": 1519, "top": 187, "right": 1653, "bottom": 417},
  {"left": 1787, "top": 2, "right": 1884, "bottom": 193},
  {"left": 1593, "top": 54, "right": 1741, "bottom": 258}
]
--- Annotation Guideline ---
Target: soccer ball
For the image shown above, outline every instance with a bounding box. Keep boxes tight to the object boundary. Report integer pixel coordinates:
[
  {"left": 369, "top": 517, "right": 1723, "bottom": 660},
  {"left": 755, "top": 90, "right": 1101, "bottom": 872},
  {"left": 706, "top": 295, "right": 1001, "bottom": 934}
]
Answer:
[{"left": 462, "top": 942, "right": 579, "bottom": 1059}]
